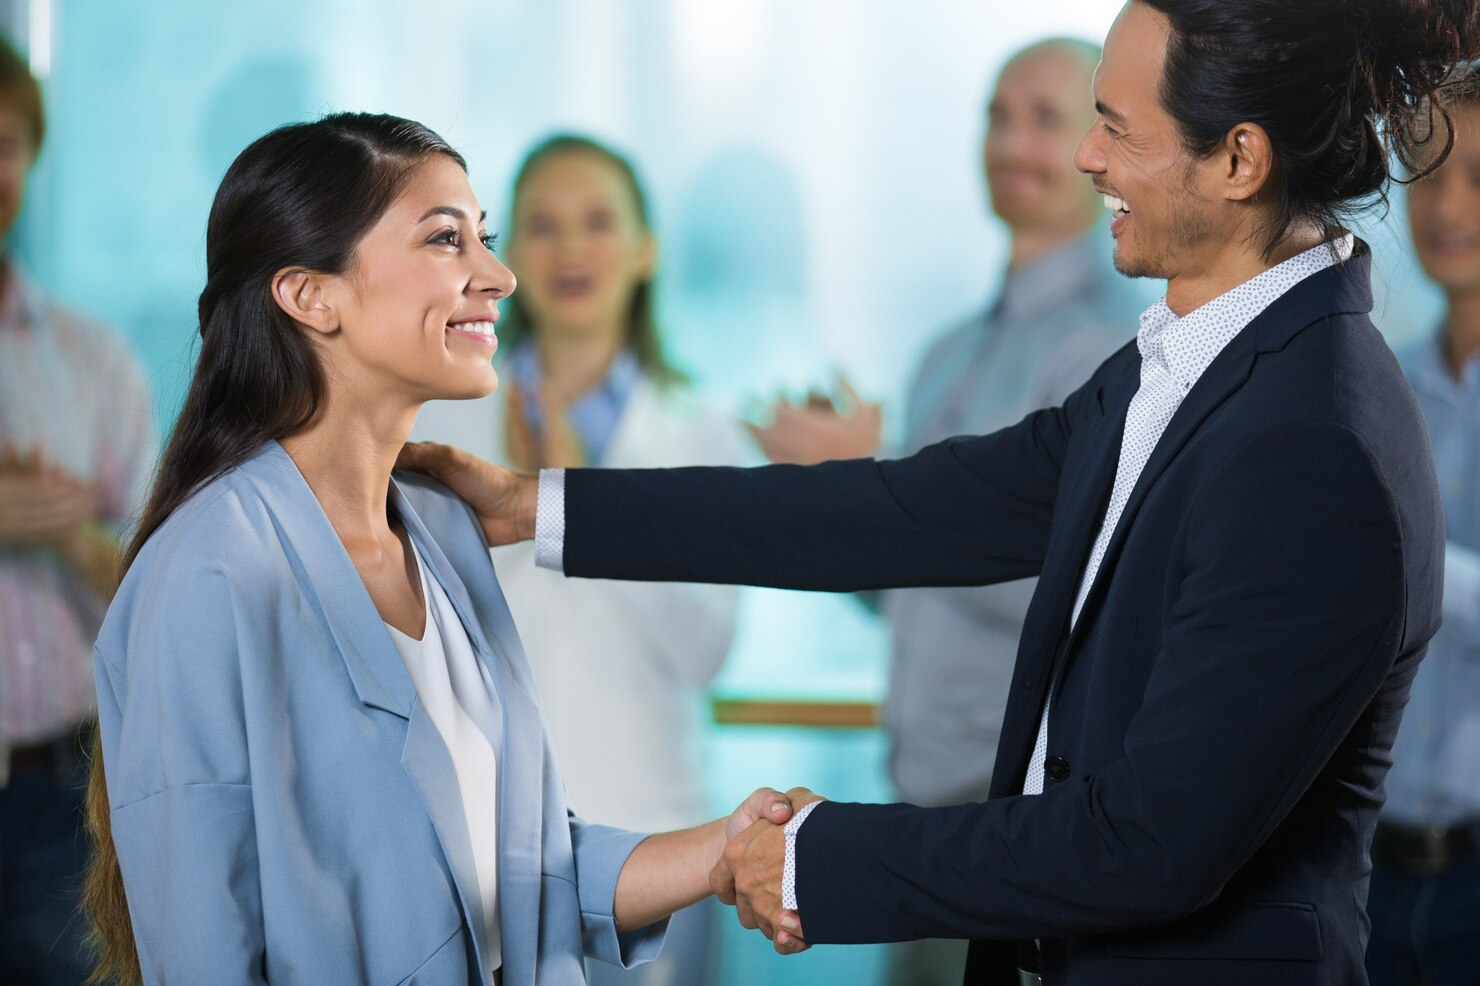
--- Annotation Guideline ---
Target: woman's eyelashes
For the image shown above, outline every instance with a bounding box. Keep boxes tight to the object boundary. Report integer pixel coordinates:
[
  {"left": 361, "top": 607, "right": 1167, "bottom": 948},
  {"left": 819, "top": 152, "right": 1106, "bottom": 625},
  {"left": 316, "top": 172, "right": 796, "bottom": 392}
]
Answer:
[{"left": 428, "top": 228, "right": 500, "bottom": 253}]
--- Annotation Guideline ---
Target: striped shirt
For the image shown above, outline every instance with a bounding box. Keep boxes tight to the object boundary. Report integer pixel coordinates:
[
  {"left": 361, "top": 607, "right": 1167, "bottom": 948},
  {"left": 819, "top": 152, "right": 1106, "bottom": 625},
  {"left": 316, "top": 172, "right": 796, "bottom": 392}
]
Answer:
[{"left": 0, "top": 258, "right": 155, "bottom": 745}]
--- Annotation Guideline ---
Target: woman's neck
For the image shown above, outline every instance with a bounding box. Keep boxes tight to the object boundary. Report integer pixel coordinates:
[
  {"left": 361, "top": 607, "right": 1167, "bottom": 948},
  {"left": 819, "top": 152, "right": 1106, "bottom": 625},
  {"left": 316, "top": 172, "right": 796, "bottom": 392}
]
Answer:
[
  {"left": 280, "top": 387, "right": 419, "bottom": 539},
  {"left": 535, "top": 327, "right": 626, "bottom": 403}
]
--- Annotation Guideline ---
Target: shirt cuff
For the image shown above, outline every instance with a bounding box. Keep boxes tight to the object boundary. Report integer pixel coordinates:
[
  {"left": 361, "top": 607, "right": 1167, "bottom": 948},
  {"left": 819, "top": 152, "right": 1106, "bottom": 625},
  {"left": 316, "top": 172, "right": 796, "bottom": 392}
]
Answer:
[
  {"left": 780, "top": 800, "right": 822, "bottom": 911},
  {"left": 534, "top": 468, "right": 566, "bottom": 572}
]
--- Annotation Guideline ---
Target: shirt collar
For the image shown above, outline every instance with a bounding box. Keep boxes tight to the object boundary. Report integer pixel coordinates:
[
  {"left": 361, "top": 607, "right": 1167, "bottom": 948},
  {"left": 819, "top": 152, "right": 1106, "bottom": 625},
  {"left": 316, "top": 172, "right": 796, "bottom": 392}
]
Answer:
[
  {"left": 0, "top": 256, "right": 49, "bottom": 334},
  {"left": 509, "top": 340, "right": 641, "bottom": 416},
  {"left": 1411, "top": 324, "right": 1480, "bottom": 398},
  {"left": 1136, "top": 233, "right": 1355, "bottom": 389},
  {"left": 994, "top": 224, "right": 1109, "bottom": 325}
]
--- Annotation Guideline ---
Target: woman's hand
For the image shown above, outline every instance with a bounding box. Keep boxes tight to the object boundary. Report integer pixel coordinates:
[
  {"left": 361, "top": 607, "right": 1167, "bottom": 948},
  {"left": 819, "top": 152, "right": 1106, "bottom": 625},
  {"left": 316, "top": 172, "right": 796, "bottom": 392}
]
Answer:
[
  {"left": 714, "top": 786, "right": 823, "bottom": 954},
  {"left": 726, "top": 786, "right": 796, "bottom": 840},
  {"left": 611, "top": 787, "right": 797, "bottom": 935},
  {"left": 395, "top": 441, "right": 538, "bottom": 546}
]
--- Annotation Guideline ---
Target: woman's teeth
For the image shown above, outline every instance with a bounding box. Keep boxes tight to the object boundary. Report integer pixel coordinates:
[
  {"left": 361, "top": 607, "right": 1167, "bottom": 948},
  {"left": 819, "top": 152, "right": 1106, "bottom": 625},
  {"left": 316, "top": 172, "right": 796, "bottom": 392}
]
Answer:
[
  {"left": 450, "top": 321, "right": 496, "bottom": 337},
  {"left": 1104, "top": 194, "right": 1131, "bottom": 215}
]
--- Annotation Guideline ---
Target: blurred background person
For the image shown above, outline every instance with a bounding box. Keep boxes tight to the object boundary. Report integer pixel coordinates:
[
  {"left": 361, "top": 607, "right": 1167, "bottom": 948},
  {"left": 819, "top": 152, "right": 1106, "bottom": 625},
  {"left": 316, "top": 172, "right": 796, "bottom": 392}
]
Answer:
[
  {"left": 1368, "top": 65, "right": 1480, "bottom": 986},
  {"left": 0, "top": 33, "right": 155, "bottom": 986},
  {"left": 415, "top": 134, "right": 747, "bottom": 986},
  {"left": 747, "top": 39, "right": 1154, "bottom": 983}
]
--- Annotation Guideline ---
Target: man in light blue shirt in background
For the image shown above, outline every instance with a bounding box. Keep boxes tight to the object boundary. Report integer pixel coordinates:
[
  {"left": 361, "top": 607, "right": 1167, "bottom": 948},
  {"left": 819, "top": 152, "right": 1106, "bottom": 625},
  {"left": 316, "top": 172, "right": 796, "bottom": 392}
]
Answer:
[
  {"left": 747, "top": 37, "right": 1155, "bottom": 984},
  {"left": 1368, "top": 66, "right": 1480, "bottom": 986}
]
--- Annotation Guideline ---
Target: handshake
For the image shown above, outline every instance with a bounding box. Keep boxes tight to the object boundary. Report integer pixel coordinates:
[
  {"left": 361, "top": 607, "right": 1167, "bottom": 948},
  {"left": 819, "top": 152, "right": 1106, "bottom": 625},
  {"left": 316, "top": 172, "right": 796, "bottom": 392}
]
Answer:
[{"left": 717, "top": 786, "right": 827, "bottom": 954}]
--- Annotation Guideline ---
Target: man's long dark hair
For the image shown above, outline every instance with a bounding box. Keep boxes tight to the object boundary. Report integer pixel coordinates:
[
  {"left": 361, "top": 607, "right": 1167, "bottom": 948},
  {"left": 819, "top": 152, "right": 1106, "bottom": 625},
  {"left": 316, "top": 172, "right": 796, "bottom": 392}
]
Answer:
[
  {"left": 1143, "top": 0, "right": 1480, "bottom": 255},
  {"left": 81, "top": 111, "right": 466, "bottom": 985}
]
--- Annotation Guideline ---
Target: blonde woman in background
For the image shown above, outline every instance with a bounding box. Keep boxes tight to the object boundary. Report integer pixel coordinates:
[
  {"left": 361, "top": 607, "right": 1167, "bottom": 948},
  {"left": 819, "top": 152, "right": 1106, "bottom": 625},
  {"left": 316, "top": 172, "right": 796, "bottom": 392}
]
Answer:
[{"left": 415, "top": 135, "right": 748, "bottom": 985}]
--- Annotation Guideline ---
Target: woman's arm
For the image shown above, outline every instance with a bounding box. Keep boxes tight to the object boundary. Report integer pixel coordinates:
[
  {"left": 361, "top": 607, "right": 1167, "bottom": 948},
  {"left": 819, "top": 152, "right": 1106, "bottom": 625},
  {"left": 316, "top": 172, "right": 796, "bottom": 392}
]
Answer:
[{"left": 611, "top": 788, "right": 799, "bottom": 934}]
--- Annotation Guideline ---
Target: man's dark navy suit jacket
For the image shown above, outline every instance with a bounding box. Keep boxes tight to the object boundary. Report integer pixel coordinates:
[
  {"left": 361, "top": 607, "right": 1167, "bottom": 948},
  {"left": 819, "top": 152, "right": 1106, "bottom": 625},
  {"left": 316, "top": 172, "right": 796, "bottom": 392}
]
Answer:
[{"left": 560, "top": 246, "right": 1444, "bottom": 985}]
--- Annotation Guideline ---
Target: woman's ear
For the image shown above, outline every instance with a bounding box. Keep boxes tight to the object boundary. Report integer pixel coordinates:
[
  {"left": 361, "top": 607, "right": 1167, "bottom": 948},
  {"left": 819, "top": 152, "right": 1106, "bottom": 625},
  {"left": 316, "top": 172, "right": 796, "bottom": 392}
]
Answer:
[{"left": 271, "top": 268, "right": 339, "bottom": 336}]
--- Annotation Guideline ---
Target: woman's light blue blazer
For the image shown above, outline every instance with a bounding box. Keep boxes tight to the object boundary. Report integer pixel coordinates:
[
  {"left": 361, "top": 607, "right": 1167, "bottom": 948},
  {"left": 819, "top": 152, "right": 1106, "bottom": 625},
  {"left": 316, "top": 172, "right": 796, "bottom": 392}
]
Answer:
[{"left": 93, "top": 442, "right": 666, "bottom": 985}]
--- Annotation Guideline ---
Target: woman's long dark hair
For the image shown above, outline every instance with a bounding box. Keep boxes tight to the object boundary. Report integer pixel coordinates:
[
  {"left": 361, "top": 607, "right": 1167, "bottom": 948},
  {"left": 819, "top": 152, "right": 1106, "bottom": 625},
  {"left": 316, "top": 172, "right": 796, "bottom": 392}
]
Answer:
[
  {"left": 1142, "top": 0, "right": 1480, "bottom": 256},
  {"left": 495, "top": 134, "right": 686, "bottom": 384},
  {"left": 82, "top": 111, "right": 466, "bottom": 985}
]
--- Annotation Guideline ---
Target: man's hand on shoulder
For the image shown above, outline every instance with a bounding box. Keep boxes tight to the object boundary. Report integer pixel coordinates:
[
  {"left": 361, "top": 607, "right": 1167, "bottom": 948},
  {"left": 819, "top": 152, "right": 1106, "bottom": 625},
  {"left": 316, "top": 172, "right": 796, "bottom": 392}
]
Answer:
[{"left": 396, "top": 441, "right": 538, "bottom": 546}]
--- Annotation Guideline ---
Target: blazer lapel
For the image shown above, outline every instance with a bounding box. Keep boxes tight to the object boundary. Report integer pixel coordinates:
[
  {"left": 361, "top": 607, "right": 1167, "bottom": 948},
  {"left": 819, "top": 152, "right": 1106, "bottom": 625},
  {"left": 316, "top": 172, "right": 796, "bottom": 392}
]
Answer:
[
  {"left": 1064, "top": 327, "right": 1259, "bottom": 645},
  {"left": 991, "top": 365, "right": 1135, "bottom": 794},
  {"left": 392, "top": 478, "right": 548, "bottom": 986},
  {"left": 400, "top": 707, "right": 498, "bottom": 985},
  {"left": 246, "top": 445, "right": 503, "bottom": 983},
  {"left": 242, "top": 443, "right": 416, "bottom": 719},
  {"left": 1032, "top": 370, "right": 1135, "bottom": 642},
  {"left": 1061, "top": 247, "right": 1374, "bottom": 643}
]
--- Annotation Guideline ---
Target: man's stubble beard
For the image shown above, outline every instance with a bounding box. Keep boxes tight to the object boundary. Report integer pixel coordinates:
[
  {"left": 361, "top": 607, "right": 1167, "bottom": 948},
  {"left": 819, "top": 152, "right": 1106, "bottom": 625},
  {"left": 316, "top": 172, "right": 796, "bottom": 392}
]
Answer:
[{"left": 1113, "top": 160, "right": 1213, "bottom": 281}]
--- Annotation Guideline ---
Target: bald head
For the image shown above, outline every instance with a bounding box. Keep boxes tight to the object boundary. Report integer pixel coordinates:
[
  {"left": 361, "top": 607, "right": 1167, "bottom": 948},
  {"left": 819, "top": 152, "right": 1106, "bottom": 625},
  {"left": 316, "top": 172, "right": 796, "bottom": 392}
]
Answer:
[
  {"left": 985, "top": 36, "right": 1104, "bottom": 261},
  {"left": 1003, "top": 37, "right": 1102, "bottom": 80}
]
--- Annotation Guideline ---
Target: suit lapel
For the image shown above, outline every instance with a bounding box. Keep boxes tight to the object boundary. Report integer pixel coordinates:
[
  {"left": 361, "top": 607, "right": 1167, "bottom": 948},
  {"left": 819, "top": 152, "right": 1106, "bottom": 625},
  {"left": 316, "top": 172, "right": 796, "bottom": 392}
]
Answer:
[
  {"left": 991, "top": 365, "right": 1134, "bottom": 794},
  {"left": 993, "top": 247, "right": 1377, "bottom": 795},
  {"left": 1064, "top": 327, "right": 1259, "bottom": 645}
]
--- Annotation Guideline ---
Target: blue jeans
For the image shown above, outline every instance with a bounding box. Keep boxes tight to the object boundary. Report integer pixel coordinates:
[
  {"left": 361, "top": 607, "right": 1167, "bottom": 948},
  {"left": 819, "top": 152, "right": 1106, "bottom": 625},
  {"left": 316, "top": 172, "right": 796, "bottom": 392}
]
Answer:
[
  {"left": 0, "top": 745, "right": 92, "bottom": 986},
  {"left": 1367, "top": 857, "right": 1480, "bottom": 986}
]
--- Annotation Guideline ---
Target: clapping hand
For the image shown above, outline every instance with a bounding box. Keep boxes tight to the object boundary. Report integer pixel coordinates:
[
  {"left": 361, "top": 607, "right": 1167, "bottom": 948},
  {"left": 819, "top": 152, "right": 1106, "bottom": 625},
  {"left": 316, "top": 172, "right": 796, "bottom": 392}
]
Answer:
[{"left": 746, "top": 377, "right": 882, "bottom": 465}]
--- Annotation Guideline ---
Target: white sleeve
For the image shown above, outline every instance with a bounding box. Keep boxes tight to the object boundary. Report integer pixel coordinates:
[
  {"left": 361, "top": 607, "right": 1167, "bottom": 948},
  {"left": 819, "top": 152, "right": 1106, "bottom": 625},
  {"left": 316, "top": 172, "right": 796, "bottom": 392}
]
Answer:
[
  {"left": 780, "top": 800, "right": 823, "bottom": 910},
  {"left": 534, "top": 468, "right": 566, "bottom": 572}
]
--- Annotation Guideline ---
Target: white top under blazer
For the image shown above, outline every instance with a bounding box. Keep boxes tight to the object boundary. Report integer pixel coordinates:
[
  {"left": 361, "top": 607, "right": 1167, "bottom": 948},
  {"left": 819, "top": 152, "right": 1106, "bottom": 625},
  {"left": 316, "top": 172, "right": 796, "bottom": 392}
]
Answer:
[{"left": 387, "top": 542, "right": 504, "bottom": 972}]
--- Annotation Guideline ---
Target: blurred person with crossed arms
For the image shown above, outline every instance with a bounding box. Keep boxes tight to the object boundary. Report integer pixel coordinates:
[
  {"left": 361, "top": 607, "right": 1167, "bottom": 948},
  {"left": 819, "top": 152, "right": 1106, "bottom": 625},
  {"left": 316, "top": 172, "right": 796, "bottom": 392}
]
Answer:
[{"left": 0, "top": 33, "right": 155, "bottom": 985}]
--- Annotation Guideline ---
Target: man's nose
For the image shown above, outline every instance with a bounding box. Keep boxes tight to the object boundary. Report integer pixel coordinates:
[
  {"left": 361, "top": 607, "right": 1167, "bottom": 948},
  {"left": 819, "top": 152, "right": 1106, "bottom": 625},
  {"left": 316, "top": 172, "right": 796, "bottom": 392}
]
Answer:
[{"left": 1074, "top": 126, "right": 1105, "bottom": 175}]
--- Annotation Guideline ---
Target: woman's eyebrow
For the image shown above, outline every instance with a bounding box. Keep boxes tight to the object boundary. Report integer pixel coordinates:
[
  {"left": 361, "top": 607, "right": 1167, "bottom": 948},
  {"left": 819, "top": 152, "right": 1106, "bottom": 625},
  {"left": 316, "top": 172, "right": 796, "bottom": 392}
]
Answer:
[{"left": 416, "top": 205, "right": 488, "bottom": 223}]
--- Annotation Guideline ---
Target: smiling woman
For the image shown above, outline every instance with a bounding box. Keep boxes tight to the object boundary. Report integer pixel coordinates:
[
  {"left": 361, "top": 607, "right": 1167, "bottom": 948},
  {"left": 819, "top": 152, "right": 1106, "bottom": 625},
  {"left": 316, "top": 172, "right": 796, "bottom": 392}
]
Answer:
[{"left": 79, "top": 112, "right": 796, "bottom": 986}]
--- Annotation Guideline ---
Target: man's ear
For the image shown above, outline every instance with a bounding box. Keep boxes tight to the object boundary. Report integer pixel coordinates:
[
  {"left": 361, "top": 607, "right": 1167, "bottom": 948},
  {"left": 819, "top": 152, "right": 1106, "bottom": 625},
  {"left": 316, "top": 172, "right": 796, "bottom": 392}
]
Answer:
[
  {"left": 271, "top": 268, "right": 339, "bottom": 335},
  {"left": 1223, "top": 122, "right": 1275, "bottom": 204}
]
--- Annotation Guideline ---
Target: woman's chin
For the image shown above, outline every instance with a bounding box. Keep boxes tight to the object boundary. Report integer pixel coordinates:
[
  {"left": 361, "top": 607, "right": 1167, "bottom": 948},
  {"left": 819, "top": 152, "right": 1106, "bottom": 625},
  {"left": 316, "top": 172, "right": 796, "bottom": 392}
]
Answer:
[{"left": 431, "top": 367, "right": 499, "bottom": 403}]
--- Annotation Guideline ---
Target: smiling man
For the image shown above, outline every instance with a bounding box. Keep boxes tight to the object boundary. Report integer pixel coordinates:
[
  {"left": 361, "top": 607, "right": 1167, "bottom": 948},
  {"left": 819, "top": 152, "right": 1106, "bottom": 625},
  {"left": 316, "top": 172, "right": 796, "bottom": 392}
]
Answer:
[{"left": 401, "top": 1, "right": 1480, "bottom": 983}]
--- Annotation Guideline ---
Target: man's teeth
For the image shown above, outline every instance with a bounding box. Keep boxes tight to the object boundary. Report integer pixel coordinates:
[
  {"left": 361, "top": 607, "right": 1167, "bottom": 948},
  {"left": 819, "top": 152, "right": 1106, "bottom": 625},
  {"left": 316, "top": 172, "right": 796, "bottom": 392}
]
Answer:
[{"left": 1104, "top": 194, "right": 1130, "bottom": 215}]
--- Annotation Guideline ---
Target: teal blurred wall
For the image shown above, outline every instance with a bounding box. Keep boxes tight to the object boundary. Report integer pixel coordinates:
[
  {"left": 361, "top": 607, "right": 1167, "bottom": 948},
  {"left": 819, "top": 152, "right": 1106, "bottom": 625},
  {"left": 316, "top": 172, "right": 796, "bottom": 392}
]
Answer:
[{"left": 5, "top": 2, "right": 1448, "bottom": 981}]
